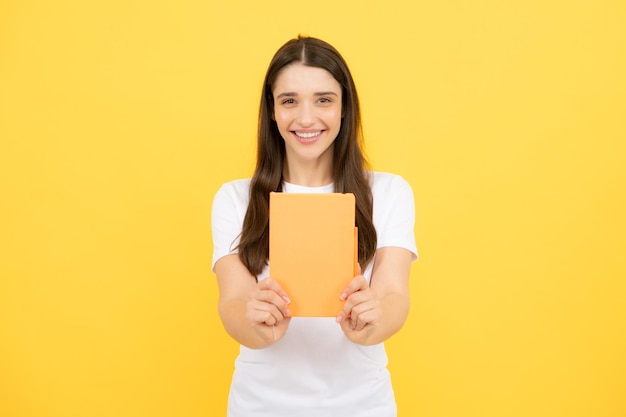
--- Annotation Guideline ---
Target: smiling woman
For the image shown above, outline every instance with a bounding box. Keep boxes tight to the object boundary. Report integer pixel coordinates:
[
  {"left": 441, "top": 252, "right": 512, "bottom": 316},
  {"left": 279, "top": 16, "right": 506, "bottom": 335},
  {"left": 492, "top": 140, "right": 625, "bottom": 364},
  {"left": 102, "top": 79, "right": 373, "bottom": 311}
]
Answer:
[
  {"left": 272, "top": 64, "right": 343, "bottom": 184},
  {"left": 211, "top": 36, "right": 418, "bottom": 417}
]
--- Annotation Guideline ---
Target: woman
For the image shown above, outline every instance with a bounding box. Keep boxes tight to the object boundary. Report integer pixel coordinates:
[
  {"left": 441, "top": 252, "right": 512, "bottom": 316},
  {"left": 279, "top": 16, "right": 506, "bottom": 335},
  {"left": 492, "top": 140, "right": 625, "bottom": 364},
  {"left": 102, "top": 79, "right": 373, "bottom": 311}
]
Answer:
[{"left": 212, "top": 36, "right": 418, "bottom": 417}]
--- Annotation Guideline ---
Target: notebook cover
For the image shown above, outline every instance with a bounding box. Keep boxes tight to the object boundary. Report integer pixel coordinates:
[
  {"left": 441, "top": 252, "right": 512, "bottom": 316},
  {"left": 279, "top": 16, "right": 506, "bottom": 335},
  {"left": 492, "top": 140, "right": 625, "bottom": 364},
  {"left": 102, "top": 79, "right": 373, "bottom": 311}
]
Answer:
[{"left": 269, "top": 192, "right": 357, "bottom": 317}]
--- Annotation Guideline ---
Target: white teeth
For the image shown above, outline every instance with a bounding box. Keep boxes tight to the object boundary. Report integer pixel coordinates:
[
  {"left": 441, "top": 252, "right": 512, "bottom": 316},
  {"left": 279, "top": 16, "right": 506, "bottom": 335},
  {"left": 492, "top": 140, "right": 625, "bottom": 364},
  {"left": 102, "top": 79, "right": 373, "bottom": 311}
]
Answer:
[{"left": 295, "top": 131, "right": 321, "bottom": 138}]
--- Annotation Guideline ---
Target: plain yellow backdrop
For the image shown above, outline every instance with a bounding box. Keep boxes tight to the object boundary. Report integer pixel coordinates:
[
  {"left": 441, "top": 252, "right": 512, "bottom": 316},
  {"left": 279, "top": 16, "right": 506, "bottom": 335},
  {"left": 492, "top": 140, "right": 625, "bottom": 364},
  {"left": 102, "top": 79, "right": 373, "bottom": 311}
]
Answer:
[{"left": 1, "top": 1, "right": 625, "bottom": 416}]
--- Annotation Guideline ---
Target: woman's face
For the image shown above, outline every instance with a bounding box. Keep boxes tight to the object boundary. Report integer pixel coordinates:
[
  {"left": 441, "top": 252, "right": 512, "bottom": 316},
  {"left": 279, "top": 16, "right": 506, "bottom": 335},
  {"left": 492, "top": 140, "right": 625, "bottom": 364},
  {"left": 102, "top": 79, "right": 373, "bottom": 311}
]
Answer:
[{"left": 272, "top": 63, "right": 342, "bottom": 172}]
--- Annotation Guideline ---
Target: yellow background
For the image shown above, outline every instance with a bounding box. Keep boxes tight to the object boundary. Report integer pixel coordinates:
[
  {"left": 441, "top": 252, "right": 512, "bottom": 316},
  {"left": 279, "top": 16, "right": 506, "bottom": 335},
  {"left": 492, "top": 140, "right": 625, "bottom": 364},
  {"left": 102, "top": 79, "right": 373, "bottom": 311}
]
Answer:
[{"left": 1, "top": 0, "right": 624, "bottom": 416}]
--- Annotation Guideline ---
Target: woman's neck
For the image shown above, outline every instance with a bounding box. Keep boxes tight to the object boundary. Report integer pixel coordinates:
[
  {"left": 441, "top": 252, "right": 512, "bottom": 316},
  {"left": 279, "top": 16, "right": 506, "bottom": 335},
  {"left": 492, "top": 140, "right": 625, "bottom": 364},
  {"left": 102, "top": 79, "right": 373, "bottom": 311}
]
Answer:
[{"left": 283, "top": 160, "right": 333, "bottom": 187}]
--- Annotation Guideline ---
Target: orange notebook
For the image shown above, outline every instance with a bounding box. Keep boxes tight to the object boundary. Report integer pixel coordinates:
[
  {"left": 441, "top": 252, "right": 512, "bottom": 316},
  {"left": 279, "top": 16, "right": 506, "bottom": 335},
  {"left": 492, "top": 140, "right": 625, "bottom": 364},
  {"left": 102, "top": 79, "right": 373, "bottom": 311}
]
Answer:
[{"left": 269, "top": 192, "right": 358, "bottom": 317}]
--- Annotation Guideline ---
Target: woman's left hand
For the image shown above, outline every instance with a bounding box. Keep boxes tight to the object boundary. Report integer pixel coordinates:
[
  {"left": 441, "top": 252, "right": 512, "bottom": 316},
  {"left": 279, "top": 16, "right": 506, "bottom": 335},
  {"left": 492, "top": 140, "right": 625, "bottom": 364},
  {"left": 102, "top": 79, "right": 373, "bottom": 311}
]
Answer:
[{"left": 336, "top": 273, "right": 381, "bottom": 336}]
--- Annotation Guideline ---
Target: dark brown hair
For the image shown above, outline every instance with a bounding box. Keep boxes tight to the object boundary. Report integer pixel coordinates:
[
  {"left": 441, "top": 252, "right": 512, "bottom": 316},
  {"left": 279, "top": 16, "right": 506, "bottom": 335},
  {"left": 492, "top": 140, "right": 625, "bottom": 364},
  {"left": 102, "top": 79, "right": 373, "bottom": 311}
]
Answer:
[{"left": 238, "top": 36, "right": 377, "bottom": 276}]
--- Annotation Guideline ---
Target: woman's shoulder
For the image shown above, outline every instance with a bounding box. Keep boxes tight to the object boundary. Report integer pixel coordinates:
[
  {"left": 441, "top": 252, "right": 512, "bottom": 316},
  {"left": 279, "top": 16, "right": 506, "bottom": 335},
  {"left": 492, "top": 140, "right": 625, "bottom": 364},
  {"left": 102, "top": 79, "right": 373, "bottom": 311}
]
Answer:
[
  {"left": 218, "top": 178, "right": 252, "bottom": 191},
  {"left": 213, "top": 178, "right": 252, "bottom": 204}
]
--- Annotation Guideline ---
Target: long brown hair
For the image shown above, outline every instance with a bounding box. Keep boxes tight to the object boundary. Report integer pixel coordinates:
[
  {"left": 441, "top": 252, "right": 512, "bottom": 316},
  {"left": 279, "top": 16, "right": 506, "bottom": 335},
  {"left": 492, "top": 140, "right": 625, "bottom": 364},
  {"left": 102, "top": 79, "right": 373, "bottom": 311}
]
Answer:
[{"left": 238, "top": 36, "right": 377, "bottom": 276}]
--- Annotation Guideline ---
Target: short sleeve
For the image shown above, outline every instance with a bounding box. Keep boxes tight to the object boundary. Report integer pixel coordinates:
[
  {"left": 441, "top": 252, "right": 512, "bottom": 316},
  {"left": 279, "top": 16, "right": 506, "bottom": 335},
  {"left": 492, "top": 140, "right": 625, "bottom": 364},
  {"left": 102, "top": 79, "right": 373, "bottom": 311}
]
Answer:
[
  {"left": 211, "top": 180, "right": 250, "bottom": 271},
  {"left": 372, "top": 174, "right": 418, "bottom": 261}
]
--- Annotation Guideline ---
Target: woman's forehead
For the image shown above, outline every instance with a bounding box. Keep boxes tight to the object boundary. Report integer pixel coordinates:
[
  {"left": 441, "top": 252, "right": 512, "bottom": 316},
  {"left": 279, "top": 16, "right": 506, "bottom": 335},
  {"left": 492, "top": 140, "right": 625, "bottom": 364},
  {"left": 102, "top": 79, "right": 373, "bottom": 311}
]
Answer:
[{"left": 273, "top": 64, "right": 341, "bottom": 96}]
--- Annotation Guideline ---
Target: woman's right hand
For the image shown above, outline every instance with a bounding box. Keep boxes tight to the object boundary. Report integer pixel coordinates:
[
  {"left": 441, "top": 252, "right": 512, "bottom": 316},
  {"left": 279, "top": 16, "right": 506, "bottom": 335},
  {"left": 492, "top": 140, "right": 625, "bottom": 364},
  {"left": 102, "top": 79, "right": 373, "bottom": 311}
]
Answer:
[
  {"left": 215, "top": 254, "right": 291, "bottom": 348},
  {"left": 246, "top": 278, "right": 291, "bottom": 342}
]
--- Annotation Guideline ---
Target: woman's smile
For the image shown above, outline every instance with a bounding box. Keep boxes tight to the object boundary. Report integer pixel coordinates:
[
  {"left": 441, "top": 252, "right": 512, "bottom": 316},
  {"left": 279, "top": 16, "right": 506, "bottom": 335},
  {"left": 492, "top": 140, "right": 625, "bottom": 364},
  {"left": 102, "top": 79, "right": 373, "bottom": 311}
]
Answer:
[
  {"left": 293, "top": 130, "right": 324, "bottom": 144},
  {"left": 293, "top": 130, "right": 322, "bottom": 139}
]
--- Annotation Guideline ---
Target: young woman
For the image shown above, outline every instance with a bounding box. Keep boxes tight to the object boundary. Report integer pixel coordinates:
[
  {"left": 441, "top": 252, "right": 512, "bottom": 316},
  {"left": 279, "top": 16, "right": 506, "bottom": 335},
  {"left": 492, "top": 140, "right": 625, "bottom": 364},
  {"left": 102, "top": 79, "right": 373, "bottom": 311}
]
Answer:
[{"left": 212, "top": 36, "right": 418, "bottom": 417}]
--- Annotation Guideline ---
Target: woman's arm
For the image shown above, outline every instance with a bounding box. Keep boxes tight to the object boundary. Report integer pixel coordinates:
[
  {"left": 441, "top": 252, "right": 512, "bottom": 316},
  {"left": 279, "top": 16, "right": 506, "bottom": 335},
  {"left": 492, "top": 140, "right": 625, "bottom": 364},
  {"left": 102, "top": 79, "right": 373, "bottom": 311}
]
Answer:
[
  {"left": 336, "top": 246, "right": 413, "bottom": 345},
  {"left": 215, "top": 254, "right": 291, "bottom": 349}
]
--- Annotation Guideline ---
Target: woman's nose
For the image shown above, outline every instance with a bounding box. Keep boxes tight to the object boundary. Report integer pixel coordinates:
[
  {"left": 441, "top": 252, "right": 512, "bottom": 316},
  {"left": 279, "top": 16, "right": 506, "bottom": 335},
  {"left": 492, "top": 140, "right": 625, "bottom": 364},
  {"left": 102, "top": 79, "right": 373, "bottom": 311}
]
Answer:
[{"left": 295, "top": 102, "right": 315, "bottom": 126}]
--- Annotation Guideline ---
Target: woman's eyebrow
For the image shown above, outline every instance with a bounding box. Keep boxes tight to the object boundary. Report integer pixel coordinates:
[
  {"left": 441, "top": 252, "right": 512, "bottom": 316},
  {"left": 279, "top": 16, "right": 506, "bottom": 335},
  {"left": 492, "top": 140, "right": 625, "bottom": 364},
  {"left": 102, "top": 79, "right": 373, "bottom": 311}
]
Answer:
[
  {"left": 276, "top": 92, "right": 297, "bottom": 99},
  {"left": 275, "top": 91, "right": 339, "bottom": 99}
]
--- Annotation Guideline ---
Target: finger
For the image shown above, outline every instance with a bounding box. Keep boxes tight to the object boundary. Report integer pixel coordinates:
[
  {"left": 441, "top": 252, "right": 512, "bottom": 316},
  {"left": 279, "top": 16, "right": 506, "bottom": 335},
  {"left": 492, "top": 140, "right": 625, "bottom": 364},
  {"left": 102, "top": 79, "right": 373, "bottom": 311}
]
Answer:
[
  {"left": 247, "top": 302, "right": 283, "bottom": 326},
  {"left": 258, "top": 278, "right": 291, "bottom": 316},
  {"left": 261, "top": 278, "right": 291, "bottom": 305},
  {"left": 261, "top": 310, "right": 277, "bottom": 326},
  {"left": 248, "top": 309, "right": 277, "bottom": 326},
  {"left": 256, "top": 289, "right": 291, "bottom": 317},
  {"left": 339, "top": 289, "right": 369, "bottom": 317},
  {"left": 339, "top": 275, "right": 368, "bottom": 301},
  {"left": 349, "top": 299, "right": 380, "bottom": 331},
  {"left": 336, "top": 287, "right": 372, "bottom": 325},
  {"left": 339, "top": 285, "right": 378, "bottom": 325}
]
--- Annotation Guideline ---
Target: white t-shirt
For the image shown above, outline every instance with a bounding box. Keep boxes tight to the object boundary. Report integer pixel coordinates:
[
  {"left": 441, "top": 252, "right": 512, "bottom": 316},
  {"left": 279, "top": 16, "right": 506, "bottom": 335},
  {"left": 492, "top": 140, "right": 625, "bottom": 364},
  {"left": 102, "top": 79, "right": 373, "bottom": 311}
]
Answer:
[{"left": 211, "top": 172, "right": 418, "bottom": 417}]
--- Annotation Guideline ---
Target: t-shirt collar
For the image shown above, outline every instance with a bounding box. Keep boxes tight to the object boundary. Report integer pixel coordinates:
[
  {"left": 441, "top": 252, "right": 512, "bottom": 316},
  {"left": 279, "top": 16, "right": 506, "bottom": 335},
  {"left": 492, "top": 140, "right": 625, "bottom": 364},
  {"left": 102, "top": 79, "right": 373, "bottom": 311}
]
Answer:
[{"left": 282, "top": 181, "right": 335, "bottom": 194}]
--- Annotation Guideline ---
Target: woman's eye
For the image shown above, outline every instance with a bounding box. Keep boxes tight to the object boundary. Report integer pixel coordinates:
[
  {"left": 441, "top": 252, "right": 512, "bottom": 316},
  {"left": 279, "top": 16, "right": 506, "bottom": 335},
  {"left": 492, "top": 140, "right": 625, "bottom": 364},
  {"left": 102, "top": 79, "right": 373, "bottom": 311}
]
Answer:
[
  {"left": 282, "top": 99, "right": 295, "bottom": 105},
  {"left": 319, "top": 97, "right": 331, "bottom": 103}
]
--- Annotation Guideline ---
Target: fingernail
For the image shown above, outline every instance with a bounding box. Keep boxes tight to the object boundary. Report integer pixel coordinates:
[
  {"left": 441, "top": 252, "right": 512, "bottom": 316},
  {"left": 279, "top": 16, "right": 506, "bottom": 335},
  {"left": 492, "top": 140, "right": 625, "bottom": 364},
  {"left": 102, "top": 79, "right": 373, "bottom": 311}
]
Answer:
[
  {"left": 285, "top": 309, "right": 291, "bottom": 317},
  {"left": 282, "top": 296, "right": 291, "bottom": 304},
  {"left": 336, "top": 315, "right": 342, "bottom": 323},
  {"left": 339, "top": 293, "right": 347, "bottom": 301}
]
